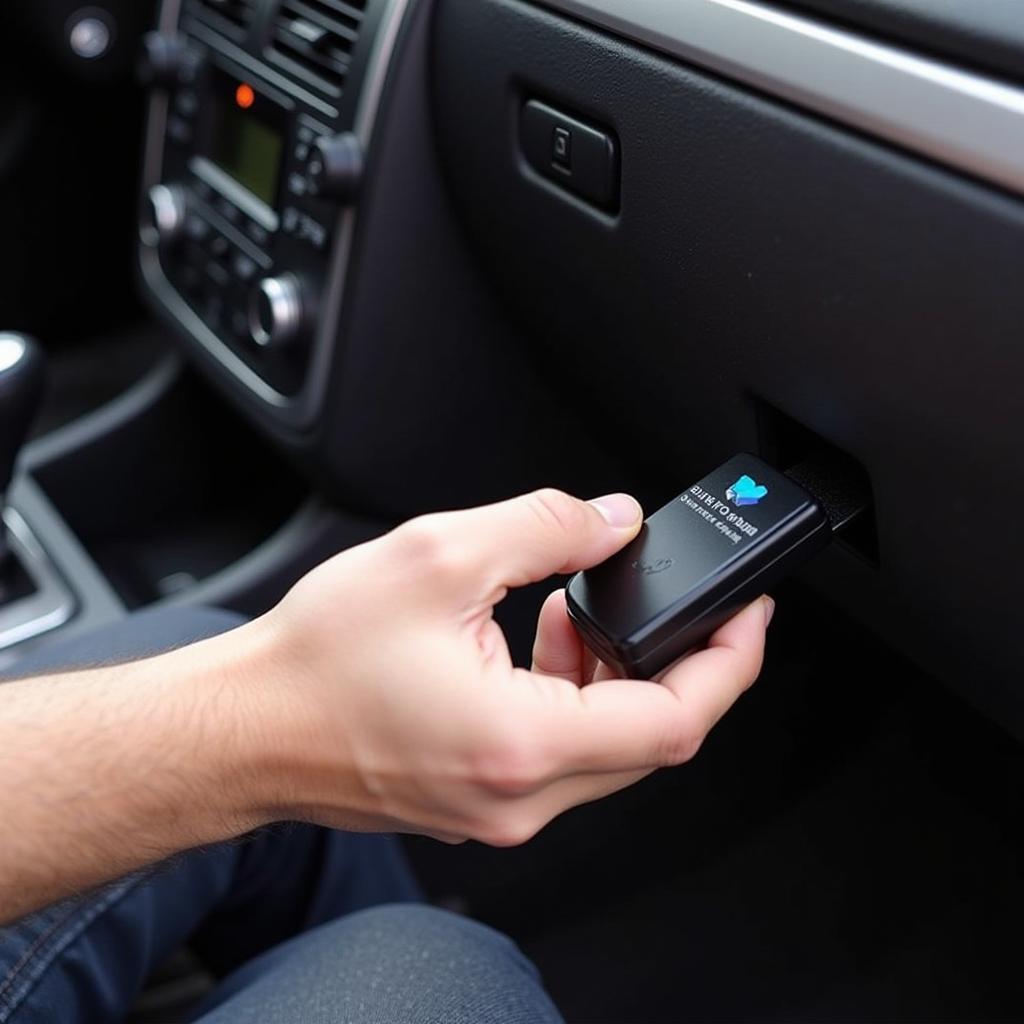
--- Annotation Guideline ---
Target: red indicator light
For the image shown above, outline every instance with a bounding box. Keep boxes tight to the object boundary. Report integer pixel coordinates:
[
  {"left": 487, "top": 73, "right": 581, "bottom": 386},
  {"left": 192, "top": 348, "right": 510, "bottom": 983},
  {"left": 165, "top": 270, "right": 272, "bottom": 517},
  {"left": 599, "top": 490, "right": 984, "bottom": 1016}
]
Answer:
[{"left": 235, "top": 83, "right": 255, "bottom": 109}]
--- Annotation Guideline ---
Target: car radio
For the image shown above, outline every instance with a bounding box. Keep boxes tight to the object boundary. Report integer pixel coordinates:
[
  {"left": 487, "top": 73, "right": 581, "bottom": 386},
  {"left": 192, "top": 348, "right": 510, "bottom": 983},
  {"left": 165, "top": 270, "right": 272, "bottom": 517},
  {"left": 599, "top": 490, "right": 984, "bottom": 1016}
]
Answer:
[{"left": 138, "top": 0, "right": 411, "bottom": 428}]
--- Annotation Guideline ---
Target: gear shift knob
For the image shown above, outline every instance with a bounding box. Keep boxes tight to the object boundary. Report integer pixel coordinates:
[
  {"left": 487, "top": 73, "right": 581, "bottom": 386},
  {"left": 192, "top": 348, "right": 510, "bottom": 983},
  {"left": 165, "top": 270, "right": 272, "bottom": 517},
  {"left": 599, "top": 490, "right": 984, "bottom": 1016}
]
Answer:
[{"left": 0, "top": 333, "right": 45, "bottom": 502}]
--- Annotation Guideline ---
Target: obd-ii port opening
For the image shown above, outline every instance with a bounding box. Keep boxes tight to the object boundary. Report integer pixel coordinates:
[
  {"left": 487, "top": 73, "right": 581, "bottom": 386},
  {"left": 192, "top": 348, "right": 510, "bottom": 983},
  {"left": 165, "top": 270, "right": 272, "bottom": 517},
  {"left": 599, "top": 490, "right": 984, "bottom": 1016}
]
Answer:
[{"left": 757, "top": 401, "right": 879, "bottom": 567}]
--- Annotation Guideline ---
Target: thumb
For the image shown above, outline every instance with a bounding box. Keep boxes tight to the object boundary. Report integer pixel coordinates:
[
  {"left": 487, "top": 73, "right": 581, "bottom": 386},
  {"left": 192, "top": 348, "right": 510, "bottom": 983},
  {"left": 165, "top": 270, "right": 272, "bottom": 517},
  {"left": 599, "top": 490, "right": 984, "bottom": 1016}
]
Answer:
[{"left": 416, "top": 489, "right": 643, "bottom": 589}]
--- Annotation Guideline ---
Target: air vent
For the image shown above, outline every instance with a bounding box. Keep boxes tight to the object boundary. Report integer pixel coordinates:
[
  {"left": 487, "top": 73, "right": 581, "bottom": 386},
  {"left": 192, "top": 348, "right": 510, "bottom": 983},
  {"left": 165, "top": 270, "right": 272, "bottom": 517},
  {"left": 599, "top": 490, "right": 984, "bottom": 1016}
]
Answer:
[
  {"left": 189, "top": 0, "right": 258, "bottom": 37},
  {"left": 270, "top": 0, "right": 368, "bottom": 98}
]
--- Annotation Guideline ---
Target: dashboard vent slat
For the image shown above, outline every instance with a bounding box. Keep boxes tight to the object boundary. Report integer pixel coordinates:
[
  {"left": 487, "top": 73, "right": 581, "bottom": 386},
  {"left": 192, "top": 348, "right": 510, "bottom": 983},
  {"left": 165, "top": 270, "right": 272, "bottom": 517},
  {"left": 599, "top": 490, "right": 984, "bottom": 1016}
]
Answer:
[
  {"left": 188, "top": 0, "right": 258, "bottom": 38},
  {"left": 270, "top": 0, "right": 368, "bottom": 100}
]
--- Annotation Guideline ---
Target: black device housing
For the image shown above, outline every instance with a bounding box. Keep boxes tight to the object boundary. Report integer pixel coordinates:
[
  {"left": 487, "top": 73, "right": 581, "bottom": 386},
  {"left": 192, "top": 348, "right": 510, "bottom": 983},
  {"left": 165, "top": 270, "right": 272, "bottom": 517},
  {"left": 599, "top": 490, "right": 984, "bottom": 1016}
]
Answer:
[{"left": 566, "top": 454, "right": 830, "bottom": 679}]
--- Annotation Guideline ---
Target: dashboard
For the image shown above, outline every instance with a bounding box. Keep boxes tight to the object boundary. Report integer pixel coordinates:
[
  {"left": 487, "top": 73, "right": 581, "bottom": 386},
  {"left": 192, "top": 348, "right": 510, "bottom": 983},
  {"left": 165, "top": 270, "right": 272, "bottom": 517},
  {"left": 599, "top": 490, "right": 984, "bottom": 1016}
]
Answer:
[{"left": 137, "top": 0, "right": 1024, "bottom": 734}]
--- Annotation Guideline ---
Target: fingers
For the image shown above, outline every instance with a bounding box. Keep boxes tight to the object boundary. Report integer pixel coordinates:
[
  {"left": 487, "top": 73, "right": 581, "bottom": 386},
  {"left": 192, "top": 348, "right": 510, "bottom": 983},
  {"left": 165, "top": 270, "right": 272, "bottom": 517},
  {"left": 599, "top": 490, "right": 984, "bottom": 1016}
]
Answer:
[
  {"left": 482, "top": 489, "right": 642, "bottom": 584},
  {"left": 656, "top": 595, "right": 773, "bottom": 734},
  {"left": 531, "top": 590, "right": 588, "bottom": 684},
  {"left": 393, "top": 489, "right": 643, "bottom": 593},
  {"left": 543, "top": 597, "right": 773, "bottom": 775}
]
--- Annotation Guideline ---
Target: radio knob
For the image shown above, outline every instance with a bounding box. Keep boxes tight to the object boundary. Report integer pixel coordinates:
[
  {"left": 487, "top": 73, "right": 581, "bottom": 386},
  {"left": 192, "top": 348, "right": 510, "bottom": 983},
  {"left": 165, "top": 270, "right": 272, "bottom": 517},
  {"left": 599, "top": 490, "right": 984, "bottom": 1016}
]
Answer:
[
  {"left": 306, "top": 133, "right": 363, "bottom": 202},
  {"left": 141, "top": 183, "right": 187, "bottom": 249},
  {"left": 249, "top": 274, "right": 306, "bottom": 348},
  {"left": 138, "top": 32, "right": 189, "bottom": 89}
]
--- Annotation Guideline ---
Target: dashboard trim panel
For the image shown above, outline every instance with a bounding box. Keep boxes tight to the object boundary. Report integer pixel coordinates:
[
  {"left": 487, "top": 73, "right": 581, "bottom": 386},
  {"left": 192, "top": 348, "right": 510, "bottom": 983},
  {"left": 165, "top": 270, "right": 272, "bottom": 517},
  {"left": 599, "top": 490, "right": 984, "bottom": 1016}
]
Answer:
[{"left": 535, "top": 0, "right": 1024, "bottom": 198}]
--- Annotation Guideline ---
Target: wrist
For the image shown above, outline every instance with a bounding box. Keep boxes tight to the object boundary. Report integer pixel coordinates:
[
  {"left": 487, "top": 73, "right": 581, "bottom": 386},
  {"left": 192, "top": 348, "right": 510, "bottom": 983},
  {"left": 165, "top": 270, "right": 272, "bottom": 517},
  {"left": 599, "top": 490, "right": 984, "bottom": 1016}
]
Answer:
[
  {"left": 153, "top": 616, "right": 297, "bottom": 836},
  {"left": 167, "top": 611, "right": 359, "bottom": 832}
]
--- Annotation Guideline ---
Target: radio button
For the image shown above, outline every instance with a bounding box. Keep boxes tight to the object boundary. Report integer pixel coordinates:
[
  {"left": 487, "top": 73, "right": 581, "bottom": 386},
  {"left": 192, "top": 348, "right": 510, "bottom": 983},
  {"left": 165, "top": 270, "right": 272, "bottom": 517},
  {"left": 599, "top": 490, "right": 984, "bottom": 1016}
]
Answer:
[
  {"left": 281, "top": 206, "right": 330, "bottom": 250},
  {"left": 174, "top": 91, "right": 199, "bottom": 119},
  {"left": 184, "top": 214, "right": 210, "bottom": 243},
  {"left": 245, "top": 221, "right": 271, "bottom": 247},
  {"left": 300, "top": 217, "right": 329, "bottom": 250},
  {"left": 232, "top": 253, "right": 258, "bottom": 283},
  {"left": 209, "top": 234, "right": 230, "bottom": 258},
  {"left": 166, "top": 117, "right": 193, "bottom": 146},
  {"left": 180, "top": 50, "right": 203, "bottom": 87}
]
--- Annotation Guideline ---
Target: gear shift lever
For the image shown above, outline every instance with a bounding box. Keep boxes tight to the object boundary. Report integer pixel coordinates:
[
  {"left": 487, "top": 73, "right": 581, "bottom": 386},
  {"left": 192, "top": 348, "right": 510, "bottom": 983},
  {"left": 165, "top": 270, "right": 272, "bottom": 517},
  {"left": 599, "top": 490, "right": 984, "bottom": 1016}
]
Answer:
[{"left": 0, "top": 333, "right": 45, "bottom": 568}]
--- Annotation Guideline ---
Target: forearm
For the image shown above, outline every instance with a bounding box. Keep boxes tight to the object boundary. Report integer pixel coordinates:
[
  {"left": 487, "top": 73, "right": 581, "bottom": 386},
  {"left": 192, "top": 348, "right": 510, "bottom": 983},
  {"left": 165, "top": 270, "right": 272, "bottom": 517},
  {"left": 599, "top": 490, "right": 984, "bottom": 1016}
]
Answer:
[{"left": 0, "top": 623, "right": 278, "bottom": 924}]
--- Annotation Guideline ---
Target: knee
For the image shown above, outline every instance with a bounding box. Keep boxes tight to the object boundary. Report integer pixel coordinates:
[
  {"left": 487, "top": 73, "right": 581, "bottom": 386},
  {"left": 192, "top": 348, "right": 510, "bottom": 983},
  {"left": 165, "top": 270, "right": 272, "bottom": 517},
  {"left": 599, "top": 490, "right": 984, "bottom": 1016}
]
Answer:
[
  {"left": 308, "top": 905, "right": 562, "bottom": 1023},
  {"left": 330, "top": 903, "right": 536, "bottom": 977},
  {"left": 195, "top": 905, "right": 564, "bottom": 1024}
]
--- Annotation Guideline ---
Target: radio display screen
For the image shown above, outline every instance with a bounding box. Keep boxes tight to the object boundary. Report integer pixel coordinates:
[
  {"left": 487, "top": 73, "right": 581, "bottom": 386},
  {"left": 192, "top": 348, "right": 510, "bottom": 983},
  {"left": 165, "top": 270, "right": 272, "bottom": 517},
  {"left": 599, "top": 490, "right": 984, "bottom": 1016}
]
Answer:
[{"left": 208, "top": 82, "right": 284, "bottom": 207}]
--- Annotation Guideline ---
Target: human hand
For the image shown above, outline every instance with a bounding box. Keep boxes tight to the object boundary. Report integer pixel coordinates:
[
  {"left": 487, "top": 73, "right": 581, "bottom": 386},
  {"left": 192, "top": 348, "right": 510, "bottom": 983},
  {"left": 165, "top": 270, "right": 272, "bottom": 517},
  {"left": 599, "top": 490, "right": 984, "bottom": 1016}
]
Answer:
[{"left": 238, "top": 490, "right": 773, "bottom": 846}]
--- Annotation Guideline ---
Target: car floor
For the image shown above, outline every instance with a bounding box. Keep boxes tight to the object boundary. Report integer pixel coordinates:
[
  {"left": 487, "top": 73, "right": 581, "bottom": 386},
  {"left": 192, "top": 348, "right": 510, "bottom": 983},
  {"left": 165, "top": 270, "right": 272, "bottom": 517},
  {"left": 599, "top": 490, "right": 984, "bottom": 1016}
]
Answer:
[{"left": 406, "top": 584, "right": 1024, "bottom": 1023}]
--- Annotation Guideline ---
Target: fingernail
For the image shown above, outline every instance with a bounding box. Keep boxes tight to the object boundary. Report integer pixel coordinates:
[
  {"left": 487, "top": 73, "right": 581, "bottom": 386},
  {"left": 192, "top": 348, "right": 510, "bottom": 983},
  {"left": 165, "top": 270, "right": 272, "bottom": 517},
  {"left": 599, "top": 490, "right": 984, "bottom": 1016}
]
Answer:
[
  {"left": 763, "top": 596, "right": 776, "bottom": 627},
  {"left": 590, "top": 493, "right": 643, "bottom": 528}
]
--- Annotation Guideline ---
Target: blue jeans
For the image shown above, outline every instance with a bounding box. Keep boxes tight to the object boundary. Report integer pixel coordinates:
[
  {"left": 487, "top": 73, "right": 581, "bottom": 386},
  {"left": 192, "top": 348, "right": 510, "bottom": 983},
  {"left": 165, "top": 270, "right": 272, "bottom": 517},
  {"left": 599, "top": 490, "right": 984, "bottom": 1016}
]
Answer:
[{"left": 0, "top": 609, "right": 563, "bottom": 1024}]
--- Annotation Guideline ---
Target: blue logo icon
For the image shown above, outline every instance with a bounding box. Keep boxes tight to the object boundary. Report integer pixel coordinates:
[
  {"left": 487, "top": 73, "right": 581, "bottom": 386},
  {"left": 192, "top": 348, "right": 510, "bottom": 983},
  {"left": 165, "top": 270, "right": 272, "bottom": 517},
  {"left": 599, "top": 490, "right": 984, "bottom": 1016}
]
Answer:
[{"left": 726, "top": 475, "right": 768, "bottom": 507}]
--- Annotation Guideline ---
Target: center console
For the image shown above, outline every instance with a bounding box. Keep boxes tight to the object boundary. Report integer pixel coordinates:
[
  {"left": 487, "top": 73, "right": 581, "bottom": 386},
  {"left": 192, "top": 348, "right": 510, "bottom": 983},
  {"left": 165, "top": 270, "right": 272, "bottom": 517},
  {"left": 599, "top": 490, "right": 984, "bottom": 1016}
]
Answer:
[{"left": 138, "top": 0, "right": 413, "bottom": 429}]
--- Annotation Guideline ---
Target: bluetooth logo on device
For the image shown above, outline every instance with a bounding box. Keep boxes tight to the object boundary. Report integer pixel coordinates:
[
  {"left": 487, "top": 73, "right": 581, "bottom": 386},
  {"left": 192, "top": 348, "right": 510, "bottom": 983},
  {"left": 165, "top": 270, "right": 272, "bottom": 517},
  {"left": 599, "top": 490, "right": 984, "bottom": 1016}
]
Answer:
[{"left": 726, "top": 475, "right": 769, "bottom": 507}]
